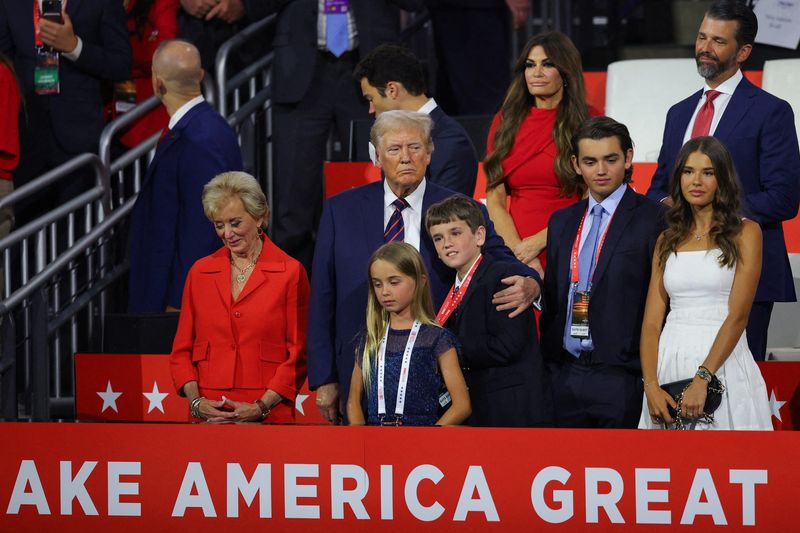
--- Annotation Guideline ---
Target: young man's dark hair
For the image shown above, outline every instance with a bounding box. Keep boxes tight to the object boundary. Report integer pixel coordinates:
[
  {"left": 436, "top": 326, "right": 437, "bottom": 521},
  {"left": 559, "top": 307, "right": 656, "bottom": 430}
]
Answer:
[
  {"left": 571, "top": 116, "right": 635, "bottom": 182},
  {"left": 706, "top": 0, "right": 758, "bottom": 48},
  {"left": 353, "top": 44, "right": 427, "bottom": 96}
]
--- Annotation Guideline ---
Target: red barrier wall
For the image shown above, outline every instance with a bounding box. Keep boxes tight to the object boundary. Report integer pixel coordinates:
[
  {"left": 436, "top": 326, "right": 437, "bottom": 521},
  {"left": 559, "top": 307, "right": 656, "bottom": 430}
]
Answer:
[{"left": 1, "top": 423, "right": 797, "bottom": 531}]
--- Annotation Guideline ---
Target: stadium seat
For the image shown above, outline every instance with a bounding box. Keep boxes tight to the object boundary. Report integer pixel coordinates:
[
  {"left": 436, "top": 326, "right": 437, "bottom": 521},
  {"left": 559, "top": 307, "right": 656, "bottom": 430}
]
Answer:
[
  {"left": 605, "top": 58, "right": 703, "bottom": 162},
  {"left": 762, "top": 58, "right": 800, "bottom": 149}
]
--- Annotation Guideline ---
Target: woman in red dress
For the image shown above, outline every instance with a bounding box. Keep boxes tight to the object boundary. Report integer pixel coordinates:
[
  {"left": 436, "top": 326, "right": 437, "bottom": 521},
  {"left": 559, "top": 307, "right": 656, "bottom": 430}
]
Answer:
[{"left": 485, "top": 32, "right": 590, "bottom": 277}]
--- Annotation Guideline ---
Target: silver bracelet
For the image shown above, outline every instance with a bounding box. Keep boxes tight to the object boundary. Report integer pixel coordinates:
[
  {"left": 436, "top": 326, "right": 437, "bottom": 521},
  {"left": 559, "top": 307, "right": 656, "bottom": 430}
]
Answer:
[{"left": 190, "top": 396, "right": 205, "bottom": 419}]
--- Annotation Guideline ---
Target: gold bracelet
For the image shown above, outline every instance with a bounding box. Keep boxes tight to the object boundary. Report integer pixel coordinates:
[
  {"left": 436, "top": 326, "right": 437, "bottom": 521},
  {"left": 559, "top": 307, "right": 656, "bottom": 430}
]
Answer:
[{"left": 254, "top": 399, "right": 270, "bottom": 420}]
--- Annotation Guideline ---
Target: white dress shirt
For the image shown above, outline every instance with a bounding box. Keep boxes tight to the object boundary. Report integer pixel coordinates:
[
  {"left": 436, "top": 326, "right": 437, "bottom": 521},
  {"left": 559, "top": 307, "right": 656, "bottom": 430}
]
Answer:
[
  {"left": 682, "top": 69, "right": 743, "bottom": 144},
  {"left": 383, "top": 178, "right": 427, "bottom": 251},
  {"left": 168, "top": 96, "right": 205, "bottom": 129}
]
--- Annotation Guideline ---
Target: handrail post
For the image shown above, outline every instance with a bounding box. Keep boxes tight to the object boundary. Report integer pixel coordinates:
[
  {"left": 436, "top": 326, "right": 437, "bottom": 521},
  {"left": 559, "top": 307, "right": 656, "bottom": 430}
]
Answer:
[
  {"left": 30, "top": 287, "right": 50, "bottom": 421},
  {"left": 1, "top": 312, "right": 17, "bottom": 420}
]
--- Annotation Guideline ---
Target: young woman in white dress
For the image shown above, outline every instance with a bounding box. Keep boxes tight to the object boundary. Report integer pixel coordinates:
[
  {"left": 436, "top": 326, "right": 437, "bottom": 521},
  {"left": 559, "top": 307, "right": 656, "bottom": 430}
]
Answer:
[{"left": 639, "top": 136, "right": 772, "bottom": 430}]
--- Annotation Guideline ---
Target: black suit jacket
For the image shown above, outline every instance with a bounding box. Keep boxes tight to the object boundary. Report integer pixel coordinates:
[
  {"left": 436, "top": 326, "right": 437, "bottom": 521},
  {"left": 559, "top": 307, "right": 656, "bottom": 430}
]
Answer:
[
  {"left": 268, "top": 0, "right": 423, "bottom": 104},
  {"left": 0, "top": 0, "right": 131, "bottom": 154},
  {"left": 540, "top": 186, "right": 666, "bottom": 371},
  {"left": 445, "top": 257, "right": 553, "bottom": 427},
  {"left": 429, "top": 105, "right": 478, "bottom": 195}
]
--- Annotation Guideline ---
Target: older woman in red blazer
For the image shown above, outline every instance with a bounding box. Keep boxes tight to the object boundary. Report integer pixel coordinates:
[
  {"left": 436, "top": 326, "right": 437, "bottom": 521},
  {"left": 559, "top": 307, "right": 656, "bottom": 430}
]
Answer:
[{"left": 170, "top": 171, "right": 309, "bottom": 423}]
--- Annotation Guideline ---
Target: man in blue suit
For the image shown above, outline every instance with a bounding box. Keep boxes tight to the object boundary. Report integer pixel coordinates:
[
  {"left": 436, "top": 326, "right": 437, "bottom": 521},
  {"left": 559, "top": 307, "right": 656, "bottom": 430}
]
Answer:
[
  {"left": 354, "top": 44, "right": 479, "bottom": 196},
  {"left": 540, "top": 117, "right": 665, "bottom": 428},
  {"left": 0, "top": 0, "right": 131, "bottom": 221},
  {"left": 128, "top": 40, "right": 243, "bottom": 313},
  {"left": 309, "top": 110, "right": 541, "bottom": 424},
  {"left": 647, "top": 0, "right": 800, "bottom": 360}
]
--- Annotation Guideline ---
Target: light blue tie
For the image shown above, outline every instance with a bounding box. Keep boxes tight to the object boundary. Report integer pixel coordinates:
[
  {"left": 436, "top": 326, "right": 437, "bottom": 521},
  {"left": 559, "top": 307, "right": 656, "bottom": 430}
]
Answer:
[
  {"left": 326, "top": 3, "right": 349, "bottom": 58},
  {"left": 564, "top": 204, "right": 604, "bottom": 356}
]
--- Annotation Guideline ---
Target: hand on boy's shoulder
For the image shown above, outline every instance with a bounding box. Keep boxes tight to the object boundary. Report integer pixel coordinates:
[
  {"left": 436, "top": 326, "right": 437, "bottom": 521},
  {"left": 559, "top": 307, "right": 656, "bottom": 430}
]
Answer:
[{"left": 492, "top": 274, "right": 540, "bottom": 319}]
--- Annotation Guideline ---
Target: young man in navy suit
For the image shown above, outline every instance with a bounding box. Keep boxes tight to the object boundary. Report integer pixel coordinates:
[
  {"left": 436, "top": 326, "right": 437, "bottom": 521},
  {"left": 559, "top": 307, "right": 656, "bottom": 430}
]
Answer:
[
  {"left": 427, "top": 196, "right": 553, "bottom": 427},
  {"left": 354, "top": 44, "right": 479, "bottom": 197},
  {"left": 647, "top": 0, "right": 800, "bottom": 359},
  {"left": 540, "top": 117, "right": 665, "bottom": 428}
]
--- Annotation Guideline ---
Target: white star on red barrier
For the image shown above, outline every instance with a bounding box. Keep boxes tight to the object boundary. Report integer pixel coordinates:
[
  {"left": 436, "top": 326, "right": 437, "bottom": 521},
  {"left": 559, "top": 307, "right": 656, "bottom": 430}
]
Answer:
[
  {"left": 143, "top": 381, "right": 169, "bottom": 414},
  {"left": 295, "top": 394, "right": 309, "bottom": 416},
  {"left": 769, "top": 389, "right": 787, "bottom": 422},
  {"left": 97, "top": 381, "right": 122, "bottom": 413}
]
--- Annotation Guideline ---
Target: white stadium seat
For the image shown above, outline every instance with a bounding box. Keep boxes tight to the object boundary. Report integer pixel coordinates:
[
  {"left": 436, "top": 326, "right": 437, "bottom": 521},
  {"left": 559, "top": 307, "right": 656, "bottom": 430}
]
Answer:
[
  {"left": 761, "top": 58, "right": 800, "bottom": 149},
  {"left": 605, "top": 58, "right": 703, "bottom": 163}
]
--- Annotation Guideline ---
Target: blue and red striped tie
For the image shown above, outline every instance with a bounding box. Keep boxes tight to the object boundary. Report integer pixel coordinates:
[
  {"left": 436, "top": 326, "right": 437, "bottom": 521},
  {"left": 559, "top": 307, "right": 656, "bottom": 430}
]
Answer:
[{"left": 384, "top": 198, "right": 410, "bottom": 243}]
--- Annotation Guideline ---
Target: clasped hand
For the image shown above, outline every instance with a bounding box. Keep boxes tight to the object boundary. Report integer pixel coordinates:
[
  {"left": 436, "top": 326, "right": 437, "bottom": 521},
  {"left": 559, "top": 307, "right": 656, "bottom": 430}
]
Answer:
[{"left": 197, "top": 396, "right": 262, "bottom": 424}]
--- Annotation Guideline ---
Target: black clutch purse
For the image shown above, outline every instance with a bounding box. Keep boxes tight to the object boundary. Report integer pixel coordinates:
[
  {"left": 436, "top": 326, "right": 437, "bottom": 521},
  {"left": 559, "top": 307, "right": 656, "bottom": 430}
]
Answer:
[{"left": 660, "top": 374, "right": 725, "bottom": 429}]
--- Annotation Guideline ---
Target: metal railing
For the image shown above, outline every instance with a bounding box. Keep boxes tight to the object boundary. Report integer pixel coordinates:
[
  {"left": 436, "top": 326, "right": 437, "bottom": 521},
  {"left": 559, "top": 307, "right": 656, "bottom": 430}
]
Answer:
[
  {"left": 215, "top": 14, "right": 275, "bottom": 223},
  {"left": 0, "top": 154, "right": 113, "bottom": 420}
]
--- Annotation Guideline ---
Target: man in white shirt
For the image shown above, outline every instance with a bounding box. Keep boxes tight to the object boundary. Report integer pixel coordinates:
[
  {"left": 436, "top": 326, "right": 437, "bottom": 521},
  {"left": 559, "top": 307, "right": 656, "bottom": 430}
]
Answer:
[{"left": 647, "top": 0, "right": 800, "bottom": 360}]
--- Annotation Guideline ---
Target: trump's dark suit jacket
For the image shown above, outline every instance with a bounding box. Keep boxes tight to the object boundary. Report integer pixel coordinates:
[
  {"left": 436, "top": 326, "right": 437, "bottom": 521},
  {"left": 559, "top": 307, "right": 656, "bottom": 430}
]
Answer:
[
  {"left": 647, "top": 76, "right": 800, "bottom": 303},
  {"left": 540, "top": 186, "right": 665, "bottom": 371},
  {"left": 308, "top": 179, "right": 538, "bottom": 404},
  {"left": 128, "top": 101, "right": 243, "bottom": 313}
]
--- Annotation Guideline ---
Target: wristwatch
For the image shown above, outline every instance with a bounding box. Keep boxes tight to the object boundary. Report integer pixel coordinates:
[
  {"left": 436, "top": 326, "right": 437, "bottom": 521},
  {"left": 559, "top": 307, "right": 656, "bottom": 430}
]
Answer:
[{"left": 695, "top": 366, "right": 713, "bottom": 383}]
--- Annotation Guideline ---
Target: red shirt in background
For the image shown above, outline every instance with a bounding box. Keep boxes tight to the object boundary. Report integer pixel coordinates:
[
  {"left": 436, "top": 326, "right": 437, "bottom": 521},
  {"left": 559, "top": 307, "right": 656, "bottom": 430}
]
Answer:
[{"left": 0, "top": 61, "right": 20, "bottom": 180}]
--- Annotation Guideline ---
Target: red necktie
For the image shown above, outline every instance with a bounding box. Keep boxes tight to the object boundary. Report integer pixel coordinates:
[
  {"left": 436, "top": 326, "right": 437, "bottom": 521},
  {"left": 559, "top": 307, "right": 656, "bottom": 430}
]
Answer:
[
  {"left": 157, "top": 127, "right": 170, "bottom": 146},
  {"left": 384, "top": 198, "right": 410, "bottom": 243},
  {"left": 691, "top": 90, "right": 721, "bottom": 138}
]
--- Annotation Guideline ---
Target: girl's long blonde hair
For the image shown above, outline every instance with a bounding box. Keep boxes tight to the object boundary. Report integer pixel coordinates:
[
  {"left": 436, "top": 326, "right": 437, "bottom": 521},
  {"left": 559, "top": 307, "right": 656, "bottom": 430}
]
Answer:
[{"left": 361, "top": 242, "right": 439, "bottom": 391}]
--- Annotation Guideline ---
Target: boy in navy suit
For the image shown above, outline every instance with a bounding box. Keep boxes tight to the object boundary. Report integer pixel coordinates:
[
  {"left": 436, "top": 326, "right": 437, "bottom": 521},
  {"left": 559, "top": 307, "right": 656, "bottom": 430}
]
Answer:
[
  {"left": 540, "top": 116, "right": 665, "bottom": 428},
  {"left": 426, "top": 196, "right": 553, "bottom": 427}
]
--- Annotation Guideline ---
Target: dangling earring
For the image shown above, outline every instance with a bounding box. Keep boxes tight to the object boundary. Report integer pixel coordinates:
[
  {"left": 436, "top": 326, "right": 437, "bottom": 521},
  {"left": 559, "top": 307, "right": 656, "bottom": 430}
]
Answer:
[{"left": 257, "top": 226, "right": 263, "bottom": 236}]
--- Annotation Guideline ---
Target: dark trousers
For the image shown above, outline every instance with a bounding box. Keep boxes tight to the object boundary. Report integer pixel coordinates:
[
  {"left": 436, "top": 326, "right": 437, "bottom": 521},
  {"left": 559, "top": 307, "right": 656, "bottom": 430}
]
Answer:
[
  {"left": 272, "top": 51, "right": 370, "bottom": 273},
  {"left": 746, "top": 301, "right": 774, "bottom": 361},
  {"left": 428, "top": 5, "right": 510, "bottom": 115},
  {"left": 548, "top": 352, "right": 643, "bottom": 428}
]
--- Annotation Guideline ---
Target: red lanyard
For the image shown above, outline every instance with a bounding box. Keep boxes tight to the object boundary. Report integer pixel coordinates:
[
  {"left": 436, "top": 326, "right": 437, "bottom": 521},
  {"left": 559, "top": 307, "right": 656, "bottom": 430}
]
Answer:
[
  {"left": 33, "top": 0, "right": 43, "bottom": 48},
  {"left": 436, "top": 255, "right": 483, "bottom": 325},
  {"left": 570, "top": 206, "right": 615, "bottom": 285}
]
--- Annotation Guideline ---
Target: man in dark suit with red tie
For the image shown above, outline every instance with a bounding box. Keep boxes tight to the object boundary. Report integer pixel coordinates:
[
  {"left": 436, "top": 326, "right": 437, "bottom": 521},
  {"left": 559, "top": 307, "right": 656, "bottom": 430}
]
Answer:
[
  {"left": 541, "top": 117, "right": 665, "bottom": 428},
  {"left": 128, "top": 40, "right": 242, "bottom": 313},
  {"left": 647, "top": 0, "right": 800, "bottom": 360}
]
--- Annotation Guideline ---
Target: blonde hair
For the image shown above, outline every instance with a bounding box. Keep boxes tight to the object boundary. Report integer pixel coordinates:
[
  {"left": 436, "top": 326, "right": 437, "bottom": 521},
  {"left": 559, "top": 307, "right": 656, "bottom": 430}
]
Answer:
[
  {"left": 202, "top": 172, "right": 269, "bottom": 225},
  {"left": 369, "top": 110, "right": 434, "bottom": 153},
  {"left": 361, "top": 242, "right": 439, "bottom": 390}
]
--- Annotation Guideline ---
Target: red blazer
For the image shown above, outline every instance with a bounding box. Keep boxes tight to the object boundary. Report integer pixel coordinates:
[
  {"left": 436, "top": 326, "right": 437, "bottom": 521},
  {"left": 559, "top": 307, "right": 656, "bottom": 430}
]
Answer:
[{"left": 170, "top": 237, "right": 309, "bottom": 420}]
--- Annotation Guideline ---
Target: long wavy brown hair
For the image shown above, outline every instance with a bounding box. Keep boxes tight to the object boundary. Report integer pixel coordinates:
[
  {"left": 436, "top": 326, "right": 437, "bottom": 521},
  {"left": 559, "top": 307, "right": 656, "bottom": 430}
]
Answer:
[
  {"left": 657, "top": 136, "right": 743, "bottom": 269},
  {"left": 485, "top": 32, "right": 589, "bottom": 196}
]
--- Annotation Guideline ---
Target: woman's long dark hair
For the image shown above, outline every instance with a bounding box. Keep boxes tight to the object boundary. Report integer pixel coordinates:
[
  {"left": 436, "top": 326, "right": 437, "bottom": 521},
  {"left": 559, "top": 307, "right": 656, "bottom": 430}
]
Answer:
[
  {"left": 129, "top": 0, "right": 155, "bottom": 38},
  {"left": 484, "top": 31, "right": 589, "bottom": 196},
  {"left": 657, "top": 136, "right": 743, "bottom": 269}
]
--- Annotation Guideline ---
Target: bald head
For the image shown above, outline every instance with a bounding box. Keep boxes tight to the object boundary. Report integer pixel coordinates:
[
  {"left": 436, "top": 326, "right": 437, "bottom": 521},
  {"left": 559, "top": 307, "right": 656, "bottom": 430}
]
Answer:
[{"left": 152, "top": 40, "right": 203, "bottom": 96}]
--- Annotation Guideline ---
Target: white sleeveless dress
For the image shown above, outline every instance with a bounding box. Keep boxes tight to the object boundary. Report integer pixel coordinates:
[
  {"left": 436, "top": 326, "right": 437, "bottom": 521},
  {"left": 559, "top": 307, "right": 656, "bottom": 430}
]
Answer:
[{"left": 638, "top": 250, "right": 773, "bottom": 430}]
